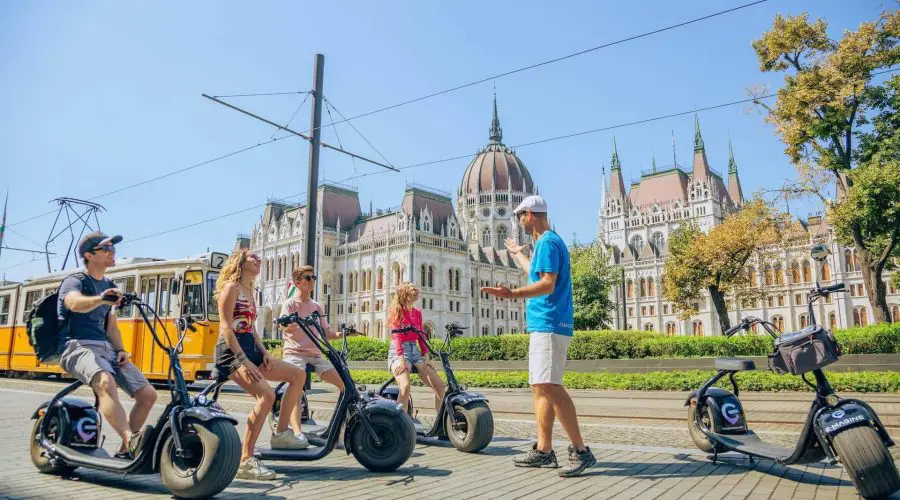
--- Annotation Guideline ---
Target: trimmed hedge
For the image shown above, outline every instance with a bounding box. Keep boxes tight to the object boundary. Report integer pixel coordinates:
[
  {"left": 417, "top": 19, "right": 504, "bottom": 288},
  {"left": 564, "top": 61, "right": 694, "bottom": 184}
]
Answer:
[
  {"left": 260, "top": 323, "right": 900, "bottom": 361},
  {"left": 349, "top": 369, "right": 900, "bottom": 393}
]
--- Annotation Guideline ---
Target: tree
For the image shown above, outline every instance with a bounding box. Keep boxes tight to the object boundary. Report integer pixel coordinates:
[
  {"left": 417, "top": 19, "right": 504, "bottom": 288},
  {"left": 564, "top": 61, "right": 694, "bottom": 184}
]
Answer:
[
  {"left": 570, "top": 240, "right": 620, "bottom": 330},
  {"left": 663, "top": 200, "right": 780, "bottom": 334},
  {"left": 751, "top": 12, "right": 900, "bottom": 323}
]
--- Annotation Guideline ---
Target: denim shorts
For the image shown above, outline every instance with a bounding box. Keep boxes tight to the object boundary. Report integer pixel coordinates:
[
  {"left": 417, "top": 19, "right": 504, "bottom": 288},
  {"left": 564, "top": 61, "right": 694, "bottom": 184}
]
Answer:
[{"left": 387, "top": 341, "right": 425, "bottom": 372}]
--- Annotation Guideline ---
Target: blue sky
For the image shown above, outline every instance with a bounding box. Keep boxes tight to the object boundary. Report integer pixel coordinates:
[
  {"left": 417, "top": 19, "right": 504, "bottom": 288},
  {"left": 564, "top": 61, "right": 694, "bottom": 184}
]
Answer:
[{"left": 0, "top": 0, "right": 890, "bottom": 281}]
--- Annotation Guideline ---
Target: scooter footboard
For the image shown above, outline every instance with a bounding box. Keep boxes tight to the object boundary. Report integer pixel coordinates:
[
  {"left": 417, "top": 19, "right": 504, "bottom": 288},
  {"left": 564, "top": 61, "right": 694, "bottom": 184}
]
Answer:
[
  {"left": 815, "top": 399, "right": 894, "bottom": 447},
  {"left": 687, "top": 387, "right": 748, "bottom": 435}
]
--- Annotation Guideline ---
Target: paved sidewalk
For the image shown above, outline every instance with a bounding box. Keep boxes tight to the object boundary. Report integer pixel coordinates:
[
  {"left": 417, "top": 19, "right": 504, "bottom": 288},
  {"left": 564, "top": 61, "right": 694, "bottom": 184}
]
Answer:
[{"left": 1, "top": 380, "right": 898, "bottom": 499}]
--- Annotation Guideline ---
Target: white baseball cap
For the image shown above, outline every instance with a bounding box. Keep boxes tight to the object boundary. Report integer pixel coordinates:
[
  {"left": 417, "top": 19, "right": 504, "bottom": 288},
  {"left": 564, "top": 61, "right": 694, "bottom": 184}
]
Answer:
[{"left": 513, "top": 195, "right": 548, "bottom": 215}]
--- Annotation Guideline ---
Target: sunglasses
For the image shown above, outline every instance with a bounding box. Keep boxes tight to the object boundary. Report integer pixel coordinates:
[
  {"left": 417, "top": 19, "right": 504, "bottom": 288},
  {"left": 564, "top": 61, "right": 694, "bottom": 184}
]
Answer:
[
  {"left": 246, "top": 254, "right": 261, "bottom": 263},
  {"left": 93, "top": 244, "right": 116, "bottom": 253},
  {"left": 301, "top": 274, "right": 317, "bottom": 282}
]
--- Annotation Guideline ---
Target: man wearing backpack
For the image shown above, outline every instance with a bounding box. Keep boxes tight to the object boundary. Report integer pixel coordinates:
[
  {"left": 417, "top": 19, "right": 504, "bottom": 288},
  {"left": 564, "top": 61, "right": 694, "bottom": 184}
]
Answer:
[{"left": 58, "top": 232, "right": 158, "bottom": 459}]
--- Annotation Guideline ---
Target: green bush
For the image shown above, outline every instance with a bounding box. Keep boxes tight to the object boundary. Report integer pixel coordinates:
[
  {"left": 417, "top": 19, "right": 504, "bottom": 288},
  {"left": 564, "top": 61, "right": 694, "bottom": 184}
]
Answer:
[
  {"left": 260, "top": 323, "right": 900, "bottom": 361},
  {"left": 349, "top": 369, "right": 900, "bottom": 393}
]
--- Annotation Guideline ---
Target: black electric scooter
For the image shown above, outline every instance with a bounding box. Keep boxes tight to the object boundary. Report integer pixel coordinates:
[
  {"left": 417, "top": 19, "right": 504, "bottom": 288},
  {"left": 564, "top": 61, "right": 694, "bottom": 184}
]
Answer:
[
  {"left": 686, "top": 245, "right": 900, "bottom": 499},
  {"left": 30, "top": 294, "right": 241, "bottom": 499},
  {"left": 378, "top": 323, "right": 494, "bottom": 453},
  {"left": 201, "top": 310, "right": 416, "bottom": 472}
]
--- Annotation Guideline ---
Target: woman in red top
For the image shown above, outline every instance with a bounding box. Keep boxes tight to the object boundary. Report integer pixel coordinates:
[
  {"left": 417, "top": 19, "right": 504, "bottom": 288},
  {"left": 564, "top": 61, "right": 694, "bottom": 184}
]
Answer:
[{"left": 387, "top": 282, "right": 445, "bottom": 411}]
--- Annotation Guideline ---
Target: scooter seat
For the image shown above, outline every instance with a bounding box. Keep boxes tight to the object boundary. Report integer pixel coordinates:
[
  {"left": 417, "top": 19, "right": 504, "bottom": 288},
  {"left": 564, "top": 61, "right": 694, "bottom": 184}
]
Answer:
[{"left": 714, "top": 357, "right": 756, "bottom": 371}]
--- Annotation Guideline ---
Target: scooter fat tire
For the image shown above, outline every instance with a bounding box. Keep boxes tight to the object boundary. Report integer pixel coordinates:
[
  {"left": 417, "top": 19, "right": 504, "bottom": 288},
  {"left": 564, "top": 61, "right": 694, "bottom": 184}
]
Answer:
[{"left": 159, "top": 419, "right": 242, "bottom": 499}]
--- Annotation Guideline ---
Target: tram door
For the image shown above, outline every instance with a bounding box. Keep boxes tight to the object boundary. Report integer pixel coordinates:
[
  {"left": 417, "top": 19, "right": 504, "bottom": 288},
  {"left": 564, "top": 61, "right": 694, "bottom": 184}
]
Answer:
[{"left": 137, "top": 274, "right": 176, "bottom": 377}]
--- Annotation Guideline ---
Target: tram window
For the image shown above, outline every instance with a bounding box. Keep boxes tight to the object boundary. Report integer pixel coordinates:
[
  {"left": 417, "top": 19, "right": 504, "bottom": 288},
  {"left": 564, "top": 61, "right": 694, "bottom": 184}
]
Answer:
[
  {"left": 113, "top": 277, "right": 136, "bottom": 318},
  {"left": 207, "top": 271, "right": 220, "bottom": 321},
  {"left": 24, "top": 289, "right": 44, "bottom": 321},
  {"left": 182, "top": 271, "right": 204, "bottom": 317},
  {"left": 0, "top": 294, "right": 9, "bottom": 325},
  {"left": 159, "top": 278, "right": 171, "bottom": 317},
  {"left": 146, "top": 279, "right": 158, "bottom": 314}
]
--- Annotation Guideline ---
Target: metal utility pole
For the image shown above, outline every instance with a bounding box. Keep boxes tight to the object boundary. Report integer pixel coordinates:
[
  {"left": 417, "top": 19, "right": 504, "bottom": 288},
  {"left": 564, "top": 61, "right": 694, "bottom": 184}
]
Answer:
[{"left": 306, "top": 54, "right": 324, "bottom": 273}]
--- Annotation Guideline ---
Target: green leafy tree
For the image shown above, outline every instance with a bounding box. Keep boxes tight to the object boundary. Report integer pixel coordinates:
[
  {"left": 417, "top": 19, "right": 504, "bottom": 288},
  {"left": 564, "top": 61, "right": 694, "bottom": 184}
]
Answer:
[
  {"left": 663, "top": 200, "right": 780, "bottom": 334},
  {"left": 751, "top": 11, "right": 900, "bottom": 323},
  {"left": 570, "top": 240, "right": 620, "bottom": 330}
]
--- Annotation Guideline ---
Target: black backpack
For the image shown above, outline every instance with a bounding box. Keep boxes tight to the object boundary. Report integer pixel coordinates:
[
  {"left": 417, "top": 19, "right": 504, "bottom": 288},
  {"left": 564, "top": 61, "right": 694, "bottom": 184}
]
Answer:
[{"left": 26, "top": 272, "right": 87, "bottom": 364}]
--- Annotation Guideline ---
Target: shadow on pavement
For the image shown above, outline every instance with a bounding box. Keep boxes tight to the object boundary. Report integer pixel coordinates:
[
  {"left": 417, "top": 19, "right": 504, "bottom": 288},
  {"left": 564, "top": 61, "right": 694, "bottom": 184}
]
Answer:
[{"left": 271, "top": 463, "right": 452, "bottom": 485}]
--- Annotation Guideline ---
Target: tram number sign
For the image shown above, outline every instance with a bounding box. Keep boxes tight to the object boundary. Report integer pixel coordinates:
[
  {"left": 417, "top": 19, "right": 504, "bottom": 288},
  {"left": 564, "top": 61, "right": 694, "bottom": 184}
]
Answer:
[{"left": 209, "top": 252, "right": 228, "bottom": 269}]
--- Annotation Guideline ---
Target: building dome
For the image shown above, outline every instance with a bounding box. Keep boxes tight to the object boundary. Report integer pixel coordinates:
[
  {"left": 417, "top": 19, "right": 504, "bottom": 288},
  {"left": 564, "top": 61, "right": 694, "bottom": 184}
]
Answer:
[{"left": 459, "top": 96, "right": 535, "bottom": 196}]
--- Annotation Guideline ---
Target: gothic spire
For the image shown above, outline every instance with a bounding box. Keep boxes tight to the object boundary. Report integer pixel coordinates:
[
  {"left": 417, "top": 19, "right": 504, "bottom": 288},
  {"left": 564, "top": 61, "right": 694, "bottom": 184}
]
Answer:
[
  {"left": 728, "top": 140, "right": 738, "bottom": 174},
  {"left": 489, "top": 90, "right": 503, "bottom": 143},
  {"left": 693, "top": 114, "right": 704, "bottom": 151},
  {"left": 611, "top": 136, "right": 621, "bottom": 170}
]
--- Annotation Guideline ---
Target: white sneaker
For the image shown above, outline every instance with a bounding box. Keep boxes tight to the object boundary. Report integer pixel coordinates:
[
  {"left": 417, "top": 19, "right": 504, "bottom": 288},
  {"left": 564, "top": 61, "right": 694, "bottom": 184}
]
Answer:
[
  {"left": 271, "top": 429, "right": 309, "bottom": 450},
  {"left": 236, "top": 457, "right": 276, "bottom": 481}
]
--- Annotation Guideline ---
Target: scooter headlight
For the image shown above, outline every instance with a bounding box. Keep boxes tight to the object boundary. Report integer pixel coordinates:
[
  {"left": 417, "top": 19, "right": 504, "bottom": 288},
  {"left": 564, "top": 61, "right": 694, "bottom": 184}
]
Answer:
[{"left": 825, "top": 394, "right": 840, "bottom": 407}]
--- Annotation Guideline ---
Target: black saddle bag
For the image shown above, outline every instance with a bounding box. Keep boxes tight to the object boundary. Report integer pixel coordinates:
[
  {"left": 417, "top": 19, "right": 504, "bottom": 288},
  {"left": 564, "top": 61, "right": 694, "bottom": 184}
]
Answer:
[{"left": 769, "top": 326, "right": 840, "bottom": 375}]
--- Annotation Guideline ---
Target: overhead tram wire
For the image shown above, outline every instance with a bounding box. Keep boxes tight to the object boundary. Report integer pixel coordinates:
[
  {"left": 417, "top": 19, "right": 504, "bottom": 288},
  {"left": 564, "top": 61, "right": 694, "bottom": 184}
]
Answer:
[
  {"left": 270, "top": 91, "right": 312, "bottom": 140},
  {"left": 337, "top": 67, "right": 900, "bottom": 184},
  {"left": 324, "top": 101, "right": 359, "bottom": 175},
  {"left": 324, "top": 98, "right": 395, "bottom": 169},
  {"left": 212, "top": 90, "right": 311, "bottom": 98},
  {"left": 127, "top": 190, "right": 307, "bottom": 244},
  {"left": 8, "top": 134, "right": 299, "bottom": 228},
  {"left": 339, "top": 93, "right": 778, "bottom": 182},
  {"left": 296, "top": 0, "right": 768, "bottom": 135}
]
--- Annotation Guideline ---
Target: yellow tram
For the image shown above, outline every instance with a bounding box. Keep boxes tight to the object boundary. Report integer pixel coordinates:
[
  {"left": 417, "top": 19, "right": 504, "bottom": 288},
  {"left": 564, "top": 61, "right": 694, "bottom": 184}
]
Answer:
[{"left": 0, "top": 252, "right": 227, "bottom": 383}]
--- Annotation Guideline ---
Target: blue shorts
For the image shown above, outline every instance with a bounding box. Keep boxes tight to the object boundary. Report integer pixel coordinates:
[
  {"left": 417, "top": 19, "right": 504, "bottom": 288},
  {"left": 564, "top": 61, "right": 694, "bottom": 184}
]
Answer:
[{"left": 387, "top": 341, "right": 425, "bottom": 372}]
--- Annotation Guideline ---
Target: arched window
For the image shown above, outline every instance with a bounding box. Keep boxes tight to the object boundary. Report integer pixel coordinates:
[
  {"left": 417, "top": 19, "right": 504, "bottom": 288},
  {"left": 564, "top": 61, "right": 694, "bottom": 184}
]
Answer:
[
  {"left": 376, "top": 320, "right": 383, "bottom": 339},
  {"left": 791, "top": 262, "right": 801, "bottom": 283},
  {"left": 859, "top": 307, "right": 869, "bottom": 327},
  {"left": 844, "top": 249, "right": 853, "bottom": 272},
  {"left": 771, "top": 315, "right": 784, "bottom": 331},
  {"left": 481, "top": 325, "right": 489, "bottom": 336},
  {"left": 626, "top": 279, "right": 634, "bottom": 299},
  {"left": 802, "top": 261, "right": 812, "bottom": 283},
  {"left": 764, "top": 265, "right": 773, "bottom": 286},
  {"left": 665, "top": 322, "right": 676, "bottom": 336},
  {"left": 853, "top": 308, "right": 861, "bottom": 327},
  {"left": 892, "top": 305, "right": 900, "bottom": 323},
  {"left": 455, "top": 270, "right": 461, "bottom": 292},
  {"left": 630, "top": 235, "right": 644, "bottom": 256},
  {"left": 428, "top": 266, "right": 434, "bottom": 288},
  {"left": 392, "top": 262, "right": 402, "bottom": 286},
  {"left": 822, "top": 261, "right": 832, "bottom": 282},
  {"left": 648, "top": 277, "right": 656, "bottom": 297},
  {"left": 651, "top": 232, "right": 665, "bottom": 254},
  {"left": 643, "top": 323, "right": 655, "bottom": 331},
  {"left": 338, "top": 274, "right": 344, "bottom": 295},
  {"left": 376, "top": 267, "right": 384, "bottom": 290},
  {"left": 497, "top": 225, "right": 508, "bottom": 244},
  {"left": 691, "top": 320, "right": 704, "bottom": 336},
  {"left": 448, "top": 269, "right": 454, "bottom": 291},
  {"left": 829, "top": 312, "right": 837, "bottom": 330},
  {"left": 482, "top": 227, "right": 491, "bottom": 247},
  {"left": 748, "top": 267, "right": 757, "bottom": 287},
  {"left": 853, "top": 252, "right": 861, "bottom": 272},
  {"left": 420, "top": 264, "right": 427, "bottom": 287},
  {"left": 497, "top": 327, "right": 503, "bottom": 335},
  {"left": 775, "top": 264, "right": 784, "bottom": 285},
  {"left": 799, "top": 313, "right": 809, "bottom": 329},
  {"left": 639, "top": 278, "right": 647, "bottom": 298}
]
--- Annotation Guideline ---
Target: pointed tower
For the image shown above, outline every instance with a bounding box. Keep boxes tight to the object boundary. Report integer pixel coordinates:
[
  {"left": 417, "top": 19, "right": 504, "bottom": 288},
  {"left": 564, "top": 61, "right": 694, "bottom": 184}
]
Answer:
[
  {"left": 609, "top": 137, "right": 626, "bottom": 200},
  {"left": 489, "top": 91, "right": 503, "bottom": 144},
  {"left": 692, "top": 114, "right": 711, "bottom": 182},
  {"left": 727, "top": 141, "right": 744, "bottom": 205}
]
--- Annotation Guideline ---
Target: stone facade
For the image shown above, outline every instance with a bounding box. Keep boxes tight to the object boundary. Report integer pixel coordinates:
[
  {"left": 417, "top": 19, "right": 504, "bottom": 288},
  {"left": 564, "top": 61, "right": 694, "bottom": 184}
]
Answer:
[
  {"left": 242, "top": 96, "right": 531, "bottom": 339},
  {"left": 597, "top": 116, "right": 900, "bottom": 335}
]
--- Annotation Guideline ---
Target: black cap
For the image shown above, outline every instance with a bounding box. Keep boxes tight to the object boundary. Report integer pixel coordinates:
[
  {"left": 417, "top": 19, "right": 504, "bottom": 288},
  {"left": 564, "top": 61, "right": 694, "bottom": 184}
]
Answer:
[{"left": 78, "top": 231, "right": 123, "bottom": 258}]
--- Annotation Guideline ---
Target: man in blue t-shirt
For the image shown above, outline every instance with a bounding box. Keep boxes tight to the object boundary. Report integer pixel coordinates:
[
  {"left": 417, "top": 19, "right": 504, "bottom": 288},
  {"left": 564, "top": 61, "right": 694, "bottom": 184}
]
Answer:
[{"left": 482, "top": 195, "right": 596, "bottom": 477}]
